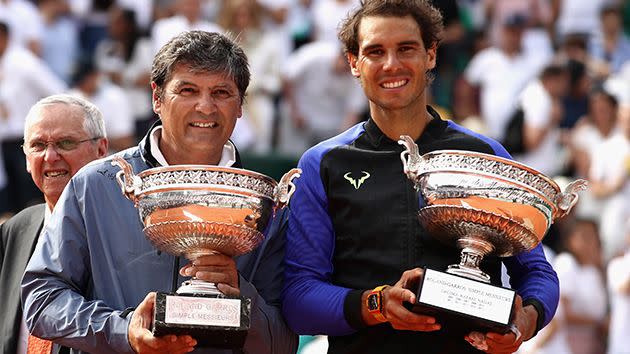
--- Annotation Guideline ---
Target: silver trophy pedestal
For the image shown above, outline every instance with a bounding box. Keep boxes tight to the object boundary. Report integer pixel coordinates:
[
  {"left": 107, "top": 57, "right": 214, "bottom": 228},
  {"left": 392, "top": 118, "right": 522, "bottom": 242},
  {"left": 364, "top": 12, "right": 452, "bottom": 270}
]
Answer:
[{"left": 177, "top": 279, "right": 223, "bottom": 296}]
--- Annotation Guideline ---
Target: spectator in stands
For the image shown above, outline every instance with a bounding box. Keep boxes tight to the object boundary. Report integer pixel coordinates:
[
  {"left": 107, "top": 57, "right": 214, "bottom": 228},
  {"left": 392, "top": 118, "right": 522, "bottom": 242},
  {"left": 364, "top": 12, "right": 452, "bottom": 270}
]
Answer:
[
  {"left": 68, "top": 60, "right": 134, "bottom": 152},
  {"left": 463, "top": 12, "right": 549, "bottom": 141},
  {"left": 588, "top": 4, "right": 630, "bottom": 78},
  {"left": 514, "top": 63, "right": 570, "bottom": 177},
  {"left": 280, "top": 40, "right": 366, "bottom": 156},
  {"left": 606, "top": 223, "right": 630, "bottom": 354},
  {"left": 38, "top": 0, "right": 79, "bottom": 84},
  {"left": 586, "top": 91, "right": 629, "bottom": 260},
  {"left": 95, "top": 5, "right": 155, "bottom": 142},
  {"left": 218, "top": 0, "right": 284, "bottom": 153},
  {"left": 151, "top": 0, "right": 222, "bottom": 53},
  {"left": 0, "top": 20, "right": 67, "bottom": 214},
  {"left": 554, "top": 219, "right": 607, "bottom": 354},
  {"left": 0, "top": 0, "right": 44, "bottom": 55}
]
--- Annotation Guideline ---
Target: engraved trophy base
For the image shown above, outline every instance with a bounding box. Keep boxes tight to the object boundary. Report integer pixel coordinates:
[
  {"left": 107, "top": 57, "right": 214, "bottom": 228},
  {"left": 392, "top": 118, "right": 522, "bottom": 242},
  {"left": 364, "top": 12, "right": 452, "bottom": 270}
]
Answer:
[
  {"left": 153, "top": 291, "right": 252, "bottom": 348},
  {"left": 410, "top": 268, "right": 516, "bottom": 335}
]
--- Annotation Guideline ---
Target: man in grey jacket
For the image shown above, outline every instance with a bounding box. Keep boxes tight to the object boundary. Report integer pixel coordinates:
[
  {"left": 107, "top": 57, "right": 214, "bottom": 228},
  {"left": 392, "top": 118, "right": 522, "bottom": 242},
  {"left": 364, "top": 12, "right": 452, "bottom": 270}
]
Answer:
[{"left": 21, "top": 31, "right": 297, "bottom": 354}]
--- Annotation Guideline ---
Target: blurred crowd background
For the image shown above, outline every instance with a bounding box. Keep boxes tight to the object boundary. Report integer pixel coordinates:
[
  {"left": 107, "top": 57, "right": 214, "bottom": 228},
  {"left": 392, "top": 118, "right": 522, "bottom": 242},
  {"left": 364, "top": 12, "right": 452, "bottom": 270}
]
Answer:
[{"left": 0, "top": 0, "right": 629, "bottom": 353}]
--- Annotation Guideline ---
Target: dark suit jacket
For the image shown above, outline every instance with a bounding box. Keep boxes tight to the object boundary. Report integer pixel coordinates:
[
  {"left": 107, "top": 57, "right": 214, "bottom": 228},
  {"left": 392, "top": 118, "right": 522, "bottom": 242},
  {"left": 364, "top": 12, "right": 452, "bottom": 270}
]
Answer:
[{"left": 0, "top": 204, "right": 45, "bottom": 354}]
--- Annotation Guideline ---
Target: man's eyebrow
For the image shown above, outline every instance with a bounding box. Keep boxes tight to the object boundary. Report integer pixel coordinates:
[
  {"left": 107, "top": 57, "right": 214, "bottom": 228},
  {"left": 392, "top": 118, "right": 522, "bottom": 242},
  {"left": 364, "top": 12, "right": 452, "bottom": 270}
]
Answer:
[
  {"left": 172, "top": 80, "right": 197, "bottom": 88},
  {"left": 361, "top": 43, "right": 383, "bottom": 53},
  {"left": 361, "top": 40, "right": 421, "bottom": 52},
  {"left": 398, "top": 40, "right": 421, "bottom": 47}
]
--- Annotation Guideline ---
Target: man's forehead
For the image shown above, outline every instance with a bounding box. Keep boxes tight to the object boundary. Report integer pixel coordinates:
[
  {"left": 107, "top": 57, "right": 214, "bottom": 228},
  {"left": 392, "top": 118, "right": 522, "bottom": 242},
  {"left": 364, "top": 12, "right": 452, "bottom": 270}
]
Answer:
[
  {"left": 27, "top": 105, "right": 85, "bottom": 135},
  {"left": 168, "top": 68, "right": 236, "bottom": 87},
  {"left": 357, "top": 15, "right": 422, "bottom": 47}
]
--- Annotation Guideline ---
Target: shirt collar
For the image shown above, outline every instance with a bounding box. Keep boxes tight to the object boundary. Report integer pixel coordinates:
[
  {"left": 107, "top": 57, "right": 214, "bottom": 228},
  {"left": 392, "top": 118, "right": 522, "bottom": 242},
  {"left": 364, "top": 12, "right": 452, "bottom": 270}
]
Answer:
[
  {"left": 363, "top": 105, "right": 447, "bottom": 148},
  {"left": 148, "top": 125, "right": 236, "bottom": 167}
]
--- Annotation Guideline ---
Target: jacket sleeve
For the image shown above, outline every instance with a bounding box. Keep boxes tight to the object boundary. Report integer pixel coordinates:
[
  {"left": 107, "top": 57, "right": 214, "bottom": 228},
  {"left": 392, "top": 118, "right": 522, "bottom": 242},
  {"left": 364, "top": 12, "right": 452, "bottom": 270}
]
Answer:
[
  {"left": 239, "top": 209, "right": 298, "bottom": 354},
  {"left": 281, "top": 149, "right": 357, "bottom": 336},
  {"left": 21, "top": 179, "right": 135, "bottom": 354},
  {"left": 503, "top": 242, "right": 559, "bottom": 331}
]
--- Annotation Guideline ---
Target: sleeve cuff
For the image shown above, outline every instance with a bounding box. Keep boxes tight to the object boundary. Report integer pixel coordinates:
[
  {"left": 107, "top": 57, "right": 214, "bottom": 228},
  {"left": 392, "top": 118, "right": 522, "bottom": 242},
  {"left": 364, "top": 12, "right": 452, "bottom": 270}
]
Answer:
[
  {"left": 522, "top": 298, "right": 545, "bottom": 338},
  {"left": 343, "top": 289, "right": 367, "bottom": 330}
]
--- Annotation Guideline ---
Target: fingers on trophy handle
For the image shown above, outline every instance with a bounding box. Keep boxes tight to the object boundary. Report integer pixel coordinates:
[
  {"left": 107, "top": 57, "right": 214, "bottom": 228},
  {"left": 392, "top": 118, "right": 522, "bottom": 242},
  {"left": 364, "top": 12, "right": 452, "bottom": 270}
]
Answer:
[
  {"left": 555, "top": 179, "right": 588, "bottom": 218},
  {"left": 398, "top": 135, "right": 424, "bottom": 188},
  {"left": 111, "top": 156, "right": 140, "bottom": 204},
  {"left": 274, "top": 168, "right": 302, "bottom": 211}
]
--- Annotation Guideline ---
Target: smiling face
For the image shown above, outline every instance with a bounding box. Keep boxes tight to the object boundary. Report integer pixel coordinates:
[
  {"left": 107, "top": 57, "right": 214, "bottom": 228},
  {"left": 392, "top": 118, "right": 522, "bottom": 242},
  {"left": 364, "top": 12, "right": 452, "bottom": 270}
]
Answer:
[
  {"left": 152, "top": 64, "right": 242, "bottom": 165},
  {"left": 24, "top": 103, "right": 108, "bottom": 209},
  {"left": 348, "top": 15, "right": 436, "bottom": 114}
]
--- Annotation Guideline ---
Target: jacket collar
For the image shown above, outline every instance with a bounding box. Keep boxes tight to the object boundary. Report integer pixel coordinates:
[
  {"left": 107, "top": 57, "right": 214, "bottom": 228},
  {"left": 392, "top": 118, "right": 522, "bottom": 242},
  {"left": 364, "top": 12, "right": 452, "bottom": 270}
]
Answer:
[{"left": 363, "top": 105, "right": 448, "bottom": 149}]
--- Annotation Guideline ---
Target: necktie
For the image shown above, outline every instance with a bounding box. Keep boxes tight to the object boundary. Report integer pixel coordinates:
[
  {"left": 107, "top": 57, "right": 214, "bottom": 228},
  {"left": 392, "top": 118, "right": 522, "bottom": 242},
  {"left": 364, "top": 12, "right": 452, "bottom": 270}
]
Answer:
[{"left": 26, "top": 334, "right": 53, "bottom": 354}]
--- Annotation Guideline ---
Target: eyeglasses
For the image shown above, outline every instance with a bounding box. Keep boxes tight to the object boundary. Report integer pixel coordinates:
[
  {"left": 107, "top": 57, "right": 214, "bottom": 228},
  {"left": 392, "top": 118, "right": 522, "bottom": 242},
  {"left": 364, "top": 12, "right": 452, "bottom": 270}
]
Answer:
[{"left": 22, "top": 137, "right": 101, "bottom": 155}]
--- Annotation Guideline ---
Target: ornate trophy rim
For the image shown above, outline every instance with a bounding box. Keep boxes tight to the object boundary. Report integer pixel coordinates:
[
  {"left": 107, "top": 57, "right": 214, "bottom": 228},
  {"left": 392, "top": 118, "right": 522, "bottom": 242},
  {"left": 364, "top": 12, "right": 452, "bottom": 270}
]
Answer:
[
  {"left": 133, "top": 164, "right": 280, "bottom": 201},
  {"left": 137, "top": 164, "right": 278, "bottom": 186},
  {"left": 418, "top": 149, "right": 562, "bottom": 207}
]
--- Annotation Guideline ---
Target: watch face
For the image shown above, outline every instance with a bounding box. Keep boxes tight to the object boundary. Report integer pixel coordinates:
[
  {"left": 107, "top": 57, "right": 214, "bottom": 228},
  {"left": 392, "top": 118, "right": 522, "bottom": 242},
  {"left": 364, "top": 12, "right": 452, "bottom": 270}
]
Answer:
[{"left": 367, "top": 293, "right": 380, "bottom": 311}]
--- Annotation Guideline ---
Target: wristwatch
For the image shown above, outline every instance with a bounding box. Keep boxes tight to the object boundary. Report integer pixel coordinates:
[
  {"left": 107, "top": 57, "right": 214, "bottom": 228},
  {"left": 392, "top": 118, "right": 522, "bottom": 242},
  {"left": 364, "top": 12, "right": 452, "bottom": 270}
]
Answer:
[{"left": 366, "top": 285, "right": 388, "bottom": 322}]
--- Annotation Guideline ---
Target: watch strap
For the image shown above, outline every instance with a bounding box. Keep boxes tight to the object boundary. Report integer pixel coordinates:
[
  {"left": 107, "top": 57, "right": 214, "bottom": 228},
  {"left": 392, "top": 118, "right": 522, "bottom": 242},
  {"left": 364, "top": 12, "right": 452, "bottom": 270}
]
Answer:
[{"left": 367, "top": 285, "right": 388, "bottom": 322}]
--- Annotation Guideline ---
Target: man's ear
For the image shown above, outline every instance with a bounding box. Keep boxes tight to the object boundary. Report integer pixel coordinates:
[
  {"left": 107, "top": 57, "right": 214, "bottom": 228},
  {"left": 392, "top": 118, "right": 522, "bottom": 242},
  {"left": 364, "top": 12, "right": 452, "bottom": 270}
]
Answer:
[
  {"left": 348, "top": 53, "right": 360, "bottom": 77},
  {"left": 96, "top": 138, "right": 109, "bottom": 157},
  {"left": 427, "top": 43, "right": 437, "bottom": 70},
  {"left": 151, "top": 82, "right": 161, "bottom": 115}
]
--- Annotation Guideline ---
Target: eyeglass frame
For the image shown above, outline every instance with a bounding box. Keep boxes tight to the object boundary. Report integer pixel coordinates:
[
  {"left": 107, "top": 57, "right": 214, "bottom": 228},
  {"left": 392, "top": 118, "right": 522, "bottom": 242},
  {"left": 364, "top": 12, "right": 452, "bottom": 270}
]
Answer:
[{"left": 22, "top": 137, "right": 103, "bottom": 155}]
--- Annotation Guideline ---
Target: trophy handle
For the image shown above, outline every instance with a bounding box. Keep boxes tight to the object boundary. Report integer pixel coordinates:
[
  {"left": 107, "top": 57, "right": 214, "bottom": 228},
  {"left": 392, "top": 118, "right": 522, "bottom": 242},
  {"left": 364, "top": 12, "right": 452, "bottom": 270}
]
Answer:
[
  {"left": 398, "top": 135, "right": 426, "bottom": 189},
  {"left": 111, "top": 156, "right": 142, "bottom": 204},
  {"left": 554, "top": 179, "right": 588, "bottom": 219},
  {"left": 274, "top": 168, "right": 302, "bottom": 211}
]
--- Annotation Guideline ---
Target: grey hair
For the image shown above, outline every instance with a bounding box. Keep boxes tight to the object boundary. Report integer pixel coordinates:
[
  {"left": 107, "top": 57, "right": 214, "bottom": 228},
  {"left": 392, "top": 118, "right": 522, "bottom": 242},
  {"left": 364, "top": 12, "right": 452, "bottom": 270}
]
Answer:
[
  {"left": 24, "top": 94, "right": 106, "bottom": 140},
  {"left": 151, "top": 31, "right": 250, "bottom": 103}
]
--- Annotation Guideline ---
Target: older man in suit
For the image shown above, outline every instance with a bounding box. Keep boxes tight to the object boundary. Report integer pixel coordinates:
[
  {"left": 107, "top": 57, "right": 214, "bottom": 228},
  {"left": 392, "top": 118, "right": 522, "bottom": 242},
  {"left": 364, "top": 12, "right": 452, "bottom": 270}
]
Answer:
[{"left": 0, "top": 94, "right": 108, "bottom": 354}]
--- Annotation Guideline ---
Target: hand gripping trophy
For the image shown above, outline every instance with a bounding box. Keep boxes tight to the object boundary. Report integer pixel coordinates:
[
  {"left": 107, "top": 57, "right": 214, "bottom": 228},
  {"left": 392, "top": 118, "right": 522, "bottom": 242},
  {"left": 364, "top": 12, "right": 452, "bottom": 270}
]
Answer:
[
  {"left": 398, "top": 135, "right": 587, "bottom": 336},
  {"left": 112, "top": 156, "right": 300, "bottom": 348}
]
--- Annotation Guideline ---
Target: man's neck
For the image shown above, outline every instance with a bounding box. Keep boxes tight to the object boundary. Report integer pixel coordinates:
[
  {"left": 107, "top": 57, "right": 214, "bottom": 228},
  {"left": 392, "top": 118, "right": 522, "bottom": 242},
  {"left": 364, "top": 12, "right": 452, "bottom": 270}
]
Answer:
[
  {"left": 370, "top": 102, "right": 432, "bottom": 141},
  {"left": 158, "top": 137, "right": 221, "bottom": 166}
]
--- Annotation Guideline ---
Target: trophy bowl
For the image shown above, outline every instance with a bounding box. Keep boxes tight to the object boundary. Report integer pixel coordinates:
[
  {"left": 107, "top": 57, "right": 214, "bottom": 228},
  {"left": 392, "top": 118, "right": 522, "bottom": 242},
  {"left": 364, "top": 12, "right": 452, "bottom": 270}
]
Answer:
[
  {"left": 112, "top": 156, "right": 301, "bottom": 262},
  {"left": 398, "top": 135, "right": 587, "bottom": 282},
  {"left": 397, "top": 136, "right": 587, "bottom": 337},
  {"left": 111, "top": 156, "right": 301, "bottom": 347}
]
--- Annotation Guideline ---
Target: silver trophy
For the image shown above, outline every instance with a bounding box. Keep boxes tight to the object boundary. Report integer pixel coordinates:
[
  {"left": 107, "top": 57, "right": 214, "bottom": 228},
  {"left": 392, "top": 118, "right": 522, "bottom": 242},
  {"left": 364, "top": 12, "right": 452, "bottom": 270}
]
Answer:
[
  {"left": 112, "top": 156, "right": 300, "bottom": 347},
  {"left": 398, "top": 135, "right": 586, "bottom": 334}
]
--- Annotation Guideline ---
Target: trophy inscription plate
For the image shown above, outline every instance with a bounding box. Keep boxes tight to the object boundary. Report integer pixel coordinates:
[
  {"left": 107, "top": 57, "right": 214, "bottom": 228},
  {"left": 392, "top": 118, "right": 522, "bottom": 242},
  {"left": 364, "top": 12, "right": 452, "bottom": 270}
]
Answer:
[
  {"left": 153, "top": 292, "right": 251, "bottom": 348},
  {"left": 414, "top": 268, "right": 515, "bottom": 334}
]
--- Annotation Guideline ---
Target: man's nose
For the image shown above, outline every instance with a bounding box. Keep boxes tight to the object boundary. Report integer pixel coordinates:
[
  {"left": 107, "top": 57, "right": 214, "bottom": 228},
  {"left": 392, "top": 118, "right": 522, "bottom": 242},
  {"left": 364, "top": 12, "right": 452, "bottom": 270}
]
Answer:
[
  {"left": 43, "top": 144, "right": 62, "bottom": 161},
  {"left": 383, "top": 52, "right": 403, "bottom": 71},
  {"left": 195, "top": 92, "right": 217, "bottom": 115}
]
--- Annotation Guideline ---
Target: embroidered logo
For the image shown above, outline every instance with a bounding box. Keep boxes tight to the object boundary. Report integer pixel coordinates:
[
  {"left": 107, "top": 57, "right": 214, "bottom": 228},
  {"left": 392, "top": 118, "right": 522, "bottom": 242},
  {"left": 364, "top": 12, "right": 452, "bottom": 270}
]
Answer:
[{"left": 343, "top": 171, "right": 371, "bottom": 190}]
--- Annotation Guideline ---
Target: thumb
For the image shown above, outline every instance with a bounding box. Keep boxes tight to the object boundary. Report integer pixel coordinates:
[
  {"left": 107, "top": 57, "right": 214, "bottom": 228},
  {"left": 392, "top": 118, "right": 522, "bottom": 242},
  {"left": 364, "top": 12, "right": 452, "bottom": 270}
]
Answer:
[{"left": 137, "top": 292, "right": 157, "bottom": 327}]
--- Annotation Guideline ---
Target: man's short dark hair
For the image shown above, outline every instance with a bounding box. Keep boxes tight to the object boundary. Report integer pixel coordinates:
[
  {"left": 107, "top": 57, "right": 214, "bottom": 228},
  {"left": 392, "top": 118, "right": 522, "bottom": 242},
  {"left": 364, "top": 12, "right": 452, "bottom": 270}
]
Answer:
[
  {"left": 338, "top": 0, "right": 444, "bottom": 57},
  {"left": 151, "top": 31, "right": 250, "bottom": 102}
]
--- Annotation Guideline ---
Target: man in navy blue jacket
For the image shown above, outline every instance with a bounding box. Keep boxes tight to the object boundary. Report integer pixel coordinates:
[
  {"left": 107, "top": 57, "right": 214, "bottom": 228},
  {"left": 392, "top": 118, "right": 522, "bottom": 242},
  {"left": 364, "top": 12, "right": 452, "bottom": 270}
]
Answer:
[{"left": 281, "top": 1, "right": 559, "bottom": 353}]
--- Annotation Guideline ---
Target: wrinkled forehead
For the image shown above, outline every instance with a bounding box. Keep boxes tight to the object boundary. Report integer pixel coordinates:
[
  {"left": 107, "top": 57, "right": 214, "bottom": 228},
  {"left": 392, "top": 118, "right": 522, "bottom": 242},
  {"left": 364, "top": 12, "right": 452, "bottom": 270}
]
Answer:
[
  {"left": 25, "top": 104, "right": 87, "bottom": 140},
  {"left": 164, "top": 63, "right": 236, "bottom": 86}
]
